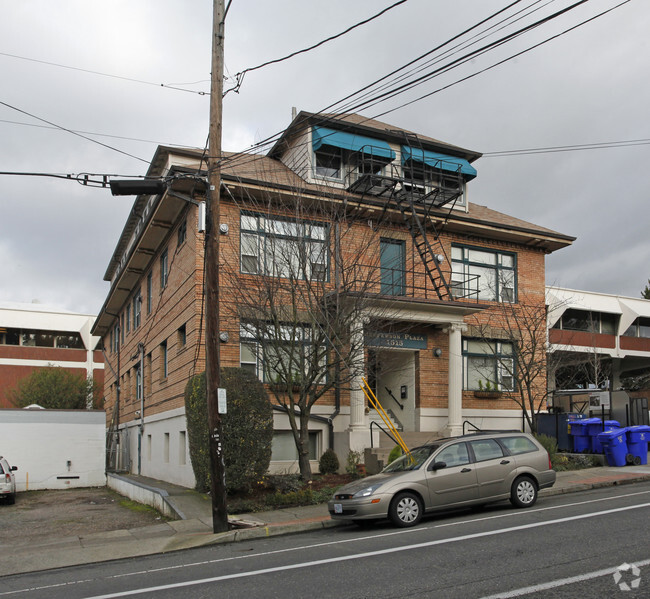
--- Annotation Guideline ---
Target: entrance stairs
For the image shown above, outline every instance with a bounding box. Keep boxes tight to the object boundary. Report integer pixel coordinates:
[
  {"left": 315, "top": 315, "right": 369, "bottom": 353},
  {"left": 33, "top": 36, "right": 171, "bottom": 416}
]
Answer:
[{"left": 364, "top": 430, "right": 444, "bottom": 475}]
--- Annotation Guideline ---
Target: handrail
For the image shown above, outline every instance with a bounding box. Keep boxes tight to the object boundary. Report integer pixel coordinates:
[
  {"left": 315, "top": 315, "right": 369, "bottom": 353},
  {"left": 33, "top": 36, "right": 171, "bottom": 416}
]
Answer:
[
  {"left": 385, "top": 386, "right": 404, "bottom": 410},
  {"left": 462, "top": 420, "right": 482, "bottom": 435},
  {"left": 361, "top": 377, "right": 411, "bottom": 458},
  {"left": 370, "top": 420, "right": 398, "bottom": 449}
]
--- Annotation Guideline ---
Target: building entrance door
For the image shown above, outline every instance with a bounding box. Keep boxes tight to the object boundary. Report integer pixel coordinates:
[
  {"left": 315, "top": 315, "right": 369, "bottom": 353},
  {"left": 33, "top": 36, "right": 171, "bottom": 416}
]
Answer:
[{"left": 368, "top": 349, "right": 416, "bottom": 431}]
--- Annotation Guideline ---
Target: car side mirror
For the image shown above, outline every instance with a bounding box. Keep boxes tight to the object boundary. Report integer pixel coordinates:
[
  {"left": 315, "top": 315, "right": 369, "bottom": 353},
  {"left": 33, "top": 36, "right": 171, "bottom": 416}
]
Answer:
[
  {"left": 429, "top": 461, "right": 447, "bottom": 471},
  {"left": 11, "top": 466, "right": 17, "bottom": 471}
]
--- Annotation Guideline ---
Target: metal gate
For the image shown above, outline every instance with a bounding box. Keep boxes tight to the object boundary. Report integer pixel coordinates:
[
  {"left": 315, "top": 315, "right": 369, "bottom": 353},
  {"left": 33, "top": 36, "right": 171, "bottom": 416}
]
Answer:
[{"left": 106, "top": 427, "right": 130, "bottom": 473}]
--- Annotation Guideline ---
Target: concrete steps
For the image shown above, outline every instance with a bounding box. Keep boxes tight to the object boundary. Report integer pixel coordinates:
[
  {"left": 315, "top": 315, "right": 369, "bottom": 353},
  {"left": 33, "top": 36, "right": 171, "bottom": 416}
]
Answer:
[{"left": 364, "top": 430, "right": 444, "bottom": 474}]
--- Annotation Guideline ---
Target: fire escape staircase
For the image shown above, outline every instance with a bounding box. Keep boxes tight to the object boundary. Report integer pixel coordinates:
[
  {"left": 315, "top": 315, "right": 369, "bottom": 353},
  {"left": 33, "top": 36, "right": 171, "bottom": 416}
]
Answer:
[{"left": 346, "top": 131, "right": 466, "bottom": 301}]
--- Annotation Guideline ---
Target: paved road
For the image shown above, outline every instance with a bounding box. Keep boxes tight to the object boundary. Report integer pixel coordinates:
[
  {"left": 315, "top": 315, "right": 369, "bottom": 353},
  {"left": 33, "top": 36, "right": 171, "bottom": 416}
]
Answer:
[{"left": 3, "top": 482, "right": 650, "bottom": 598}]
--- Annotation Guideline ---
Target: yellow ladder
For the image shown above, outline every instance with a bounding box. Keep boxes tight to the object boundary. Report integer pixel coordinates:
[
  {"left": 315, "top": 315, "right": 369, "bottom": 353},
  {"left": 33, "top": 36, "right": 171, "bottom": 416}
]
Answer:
[{"left": 360, "top": 376, "right": 411, "bottom": 459}]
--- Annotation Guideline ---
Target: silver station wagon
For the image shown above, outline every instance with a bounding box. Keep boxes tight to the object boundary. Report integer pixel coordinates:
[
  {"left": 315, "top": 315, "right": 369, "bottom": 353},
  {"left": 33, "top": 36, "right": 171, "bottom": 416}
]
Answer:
[{"left": 328, "top": 432, "right": 556, "bottom": 528}]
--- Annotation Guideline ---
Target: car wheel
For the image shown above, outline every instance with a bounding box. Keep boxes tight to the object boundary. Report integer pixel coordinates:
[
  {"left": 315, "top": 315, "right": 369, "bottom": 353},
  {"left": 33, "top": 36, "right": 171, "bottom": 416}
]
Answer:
[
  {"left": 389, "top": 492, "right": 423, "bottom": 527},
  {"left": 510, "top": 476, "right": 537, "bottom": 508},
  {"left": 7, "top": 493, "right": 15, "bottom": 505}
]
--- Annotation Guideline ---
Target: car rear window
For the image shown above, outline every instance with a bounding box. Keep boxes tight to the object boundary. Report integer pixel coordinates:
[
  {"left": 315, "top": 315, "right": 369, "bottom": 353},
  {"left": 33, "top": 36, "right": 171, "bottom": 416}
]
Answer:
[{"left": 500, "top": 436, "right": 538, "bottom": 455}]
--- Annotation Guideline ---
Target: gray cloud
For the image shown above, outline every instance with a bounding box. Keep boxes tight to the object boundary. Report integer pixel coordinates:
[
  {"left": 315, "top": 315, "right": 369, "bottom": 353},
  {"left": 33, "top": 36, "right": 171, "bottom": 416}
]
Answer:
[{"left": 1, "top": 0, "right": 648, "bottom": 313}]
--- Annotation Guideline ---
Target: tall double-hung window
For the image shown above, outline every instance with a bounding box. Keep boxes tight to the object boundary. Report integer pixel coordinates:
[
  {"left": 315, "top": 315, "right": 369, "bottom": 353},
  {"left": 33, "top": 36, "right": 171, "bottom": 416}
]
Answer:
[
  {"left": 240, "top": 213, "right": 328, "bottom": 280},
  {"left": 463, "top": 339, "right": 515, "bottom": 391},
  {"left": 239, "top": 322, "right": 327, "bottom": 384},
  {"left": 451, "top": 245, "right": 516, "bottom": 302}
]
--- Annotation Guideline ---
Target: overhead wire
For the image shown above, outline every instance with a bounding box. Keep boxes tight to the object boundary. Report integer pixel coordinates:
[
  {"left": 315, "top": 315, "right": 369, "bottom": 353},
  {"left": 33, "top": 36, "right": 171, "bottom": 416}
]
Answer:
[
  {"left": 0, "top": 51, "right": 209, "bottom": 96},
  {"left": 215, "top": 0, "right": 570, "bottom": 171},
  {"left": 0, "top": 119, "right": 203, "bottom": 149},
  {"left": 333, "top": 0, "right": 592, "bottom": 116},
  {"left": 483, "top": 137, "right": 650, "bottom": 157},
  {"left": 370, "top": 0, "right": 632, "bottom": 120},
  {"left": 223, "top": 0, "right": 410, "bottom": 97},
  {"left": 219, "top": 0, "right": 629, "bottom": 174},
  {"left": 0, "top": 100, "right": 150, "bottom": 164}
]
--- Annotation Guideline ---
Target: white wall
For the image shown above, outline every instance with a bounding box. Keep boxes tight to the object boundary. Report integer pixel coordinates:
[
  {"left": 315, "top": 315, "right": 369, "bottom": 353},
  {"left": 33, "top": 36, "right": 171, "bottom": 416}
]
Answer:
[
  {"left": 0, "top": 409, "right": 106, "bottom": 491},
  {"left": 124, "top": 407, "right": 195, "bottom": 488}
]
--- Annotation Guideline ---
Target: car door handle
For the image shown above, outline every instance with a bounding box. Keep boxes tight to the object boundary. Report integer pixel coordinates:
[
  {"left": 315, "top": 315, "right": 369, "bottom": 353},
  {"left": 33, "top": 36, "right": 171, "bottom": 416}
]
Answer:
[
  {"left": 500, "top": 460, "right": 510, "bottom": 465},
  {"left": 461, "top": 468, "right": 472, "bottom": 473}
]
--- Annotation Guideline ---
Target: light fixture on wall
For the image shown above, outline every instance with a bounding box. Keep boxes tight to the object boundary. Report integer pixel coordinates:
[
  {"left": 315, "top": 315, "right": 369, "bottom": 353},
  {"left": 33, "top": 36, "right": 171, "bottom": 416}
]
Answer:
[
  {"left": 433, "top": 348, "right": 443, "bottom": 358},
  {"left": 219, "top": 331, "right": 229, "bottom": 343}
]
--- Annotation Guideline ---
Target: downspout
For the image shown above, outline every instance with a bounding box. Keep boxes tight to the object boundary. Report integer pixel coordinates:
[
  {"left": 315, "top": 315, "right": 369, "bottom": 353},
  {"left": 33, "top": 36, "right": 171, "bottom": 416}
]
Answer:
[{"left": 137, "top": 342, "right": 145, "bottom": 475}]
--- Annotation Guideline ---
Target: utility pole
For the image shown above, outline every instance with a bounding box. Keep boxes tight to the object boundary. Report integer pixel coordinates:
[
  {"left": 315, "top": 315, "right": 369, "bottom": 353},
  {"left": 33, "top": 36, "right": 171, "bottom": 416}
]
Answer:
[{"left": 205, "top": 0, "right": 228, "bottom": 533}]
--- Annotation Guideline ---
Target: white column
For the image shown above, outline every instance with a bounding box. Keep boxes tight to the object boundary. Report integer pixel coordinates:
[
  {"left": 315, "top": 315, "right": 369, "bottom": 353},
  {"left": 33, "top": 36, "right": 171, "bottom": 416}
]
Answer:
[
  {"left": 348, "top": 315, "right": 367, "bottom": 430},
  {"left": 445, "top": 322, "right": 466, "bottom": 437}
]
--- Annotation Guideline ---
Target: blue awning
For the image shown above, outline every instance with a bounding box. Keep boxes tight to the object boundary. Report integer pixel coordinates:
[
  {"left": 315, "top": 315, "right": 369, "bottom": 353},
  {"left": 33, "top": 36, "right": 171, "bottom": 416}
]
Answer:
[
  {"left": 312, "top": 127, "right": 396, "bottom": 161},
  {"left": 401, "top": 146, "right": 477, "bottom": 180}
]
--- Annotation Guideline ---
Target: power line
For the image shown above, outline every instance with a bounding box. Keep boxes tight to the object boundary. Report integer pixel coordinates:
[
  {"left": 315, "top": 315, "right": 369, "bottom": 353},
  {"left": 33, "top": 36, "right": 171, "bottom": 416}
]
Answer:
[
  {"left": 0, "top": 51, "right": 209, "bottom": 96},
  {"left": 221, "top": 0, "right": 629, "bottom": 173},
  {"left": 224, "top": 0, "right": 409, "bottom": 96},
  {"left": 483, "top": 137, "right": 650, "bottom": 156},
  {"left": 0, "top": 118, "right": 201, "bottom": 149},
  {"left": 370, "top": 0, "right": 631, "bottom": 120},
  {"left": 0, "top": 100, "right": 150, "bottom": 164}
]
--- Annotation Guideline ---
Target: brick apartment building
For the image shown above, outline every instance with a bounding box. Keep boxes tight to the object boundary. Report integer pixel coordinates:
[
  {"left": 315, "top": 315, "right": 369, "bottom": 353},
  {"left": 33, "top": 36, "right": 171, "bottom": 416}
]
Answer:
[
  {"left": 92, "top": 112, "right": 573, "bottom": 486},
  {"left": 0, "top": 302, "right": 103, "bottom": 408}
]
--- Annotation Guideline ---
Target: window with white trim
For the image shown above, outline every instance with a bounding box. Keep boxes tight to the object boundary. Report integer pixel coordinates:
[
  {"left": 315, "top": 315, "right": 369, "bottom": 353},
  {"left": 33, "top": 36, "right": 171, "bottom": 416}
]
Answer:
[
  {"left": 271, "top": 431, "right": 319, "bottom": 461},
  {"left": 314, "top": 146, "right": 342, "bottom": 179},
  {"left": 463, "top": 338, "right": 514, "bottom": 391},
  {"left": 452, "top": 245, "right": 516, "bottom": 302},
  {"left": 239, "top": 322, "right": 327, "bottom": 385},
  {"left": 240, "top": 213, "right": 328, "bottom": 280}
]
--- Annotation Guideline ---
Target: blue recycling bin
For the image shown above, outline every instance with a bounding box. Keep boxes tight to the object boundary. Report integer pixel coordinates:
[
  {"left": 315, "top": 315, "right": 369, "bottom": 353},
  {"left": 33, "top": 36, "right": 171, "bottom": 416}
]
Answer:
[
  {"left": 588, "top": 420, "right": 621, "bottom": 453},
  {"left": 597, "top": 428, "right": 628, "bottom": 467},
  {"left": 625, "top": 425, "right": 650, "bottom": 465},
  {"left": 570, "top": 418, "right": 599, "bottom": 453}
]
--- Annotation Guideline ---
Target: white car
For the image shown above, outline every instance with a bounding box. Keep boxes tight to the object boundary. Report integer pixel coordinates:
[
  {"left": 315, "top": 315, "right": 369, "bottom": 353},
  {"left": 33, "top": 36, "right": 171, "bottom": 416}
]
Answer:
[{"left": 0, "top": 456, "right": 17, "bottom": 505}]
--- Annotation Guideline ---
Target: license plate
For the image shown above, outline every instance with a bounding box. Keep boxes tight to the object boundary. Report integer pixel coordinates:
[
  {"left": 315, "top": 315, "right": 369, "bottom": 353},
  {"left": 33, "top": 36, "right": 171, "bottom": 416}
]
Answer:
[{"left": 334, "top": 503, "right": 343, "bottom": 514}]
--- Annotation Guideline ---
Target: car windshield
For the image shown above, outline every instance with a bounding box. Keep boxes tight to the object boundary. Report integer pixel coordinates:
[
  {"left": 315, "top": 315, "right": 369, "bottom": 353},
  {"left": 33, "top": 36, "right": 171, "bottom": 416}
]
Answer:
[{"left": 382, "top": 445, "right": 439, "bottom": 472}]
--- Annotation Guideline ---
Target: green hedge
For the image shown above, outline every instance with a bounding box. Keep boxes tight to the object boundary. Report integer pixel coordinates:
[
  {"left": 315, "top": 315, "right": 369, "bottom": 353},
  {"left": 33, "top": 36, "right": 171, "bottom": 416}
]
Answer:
[{"left": 184, "top": 368, "right": 273, "bottom": 494}]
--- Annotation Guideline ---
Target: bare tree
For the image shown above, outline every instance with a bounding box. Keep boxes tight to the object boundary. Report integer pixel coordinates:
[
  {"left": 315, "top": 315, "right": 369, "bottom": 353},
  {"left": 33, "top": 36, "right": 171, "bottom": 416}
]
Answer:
[
  {"left": 219, "top": 177, "right": 415, "bottom": 480},
  {"left": 466, "top": 299, "right": 553, "bottom": 433}
]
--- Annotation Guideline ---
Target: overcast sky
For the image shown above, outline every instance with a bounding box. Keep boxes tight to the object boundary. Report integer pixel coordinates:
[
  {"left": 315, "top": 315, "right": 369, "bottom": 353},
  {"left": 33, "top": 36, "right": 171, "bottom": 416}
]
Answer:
[{"left": 1, "top": 0, "right": 648, "bottom": 314}]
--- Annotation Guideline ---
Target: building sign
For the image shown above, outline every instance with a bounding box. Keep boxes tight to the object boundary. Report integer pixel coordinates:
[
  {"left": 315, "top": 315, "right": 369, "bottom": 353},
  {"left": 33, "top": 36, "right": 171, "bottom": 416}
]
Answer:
[{"left": 365, "top": 331, "right": 427, "bottom": 350}]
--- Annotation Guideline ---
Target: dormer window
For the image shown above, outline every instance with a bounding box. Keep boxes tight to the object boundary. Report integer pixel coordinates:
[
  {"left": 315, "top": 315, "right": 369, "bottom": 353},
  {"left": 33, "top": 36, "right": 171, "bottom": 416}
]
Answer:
[
  {"left": 315, "top": 146, "right": 342, "bottom": 179},
  {"left": 400, "top": 146, "right": 477, "bottom": 208},
  {"left": 312, "top": 126, "right": 395, "bottom": 183}
]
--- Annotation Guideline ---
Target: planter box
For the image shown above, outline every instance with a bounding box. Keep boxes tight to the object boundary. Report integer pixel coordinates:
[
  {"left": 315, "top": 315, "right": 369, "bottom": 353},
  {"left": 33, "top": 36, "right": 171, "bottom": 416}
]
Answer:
[
  {"left": 474, "top": 390, "right": 503, "bottom": 400},
  {"left": 269, "top": 383, "right": 301, "bottom": 393}
]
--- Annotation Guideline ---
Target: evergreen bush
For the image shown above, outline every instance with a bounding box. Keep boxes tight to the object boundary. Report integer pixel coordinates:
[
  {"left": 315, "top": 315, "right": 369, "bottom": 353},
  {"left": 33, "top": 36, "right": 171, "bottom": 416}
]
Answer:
[
  {"left": 387, "top": 445, "right": 403, "bottom": 465},
  {"left": 184, "top": 368, "right": 273, "bottom": 494},
  {"left": 319, "top": 448, "right": 340, "bottom": 474}
]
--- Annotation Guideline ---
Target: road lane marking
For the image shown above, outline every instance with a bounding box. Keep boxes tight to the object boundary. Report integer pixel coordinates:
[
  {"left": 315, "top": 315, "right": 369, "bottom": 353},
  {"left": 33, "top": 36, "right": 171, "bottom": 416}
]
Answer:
[
  {"left": 480, "top": 558, "right": 650, "bottom": 598},
  {"left": 434, "top": 489, "right": 650, "bottom": 528},
  {"left": 81, "top": 502, "right": 650, "bottom": 599},
  {"left": 3, "top": 489, "right": 649, "bottom": 597}
]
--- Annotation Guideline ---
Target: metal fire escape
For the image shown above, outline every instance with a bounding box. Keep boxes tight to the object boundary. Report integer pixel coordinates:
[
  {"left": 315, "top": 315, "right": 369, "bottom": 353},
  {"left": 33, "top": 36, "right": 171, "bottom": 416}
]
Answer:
[{"left": 345, "top": 132, "right": 467, "bottom": 301}]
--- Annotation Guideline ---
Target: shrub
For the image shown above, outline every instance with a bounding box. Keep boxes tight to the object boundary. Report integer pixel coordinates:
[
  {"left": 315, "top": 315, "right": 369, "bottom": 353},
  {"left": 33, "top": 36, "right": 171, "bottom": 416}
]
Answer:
[
  {"left": 266, "top": 474, "right": 302, "bottom": 494},
  {"left": 387, "top": 445, "right": 403, "bottom": 465},
  {"left": 184, "top": 368, "right": 273, "bottom": 494},
  {"left": 534, "top": 434, "right": 558, "bottom": 457},
  {"left": 319, "top": 448, "right": 340, "bottom": 474},
  {"left": 345, "top": 450, "right": 362, "bottom": 476}
]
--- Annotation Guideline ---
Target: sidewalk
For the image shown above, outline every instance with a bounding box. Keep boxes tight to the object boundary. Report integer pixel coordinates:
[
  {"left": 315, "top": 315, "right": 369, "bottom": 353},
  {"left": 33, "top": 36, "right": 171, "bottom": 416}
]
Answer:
[{"left": 3, "top": 465, "right": 650, "bottom": 577}]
